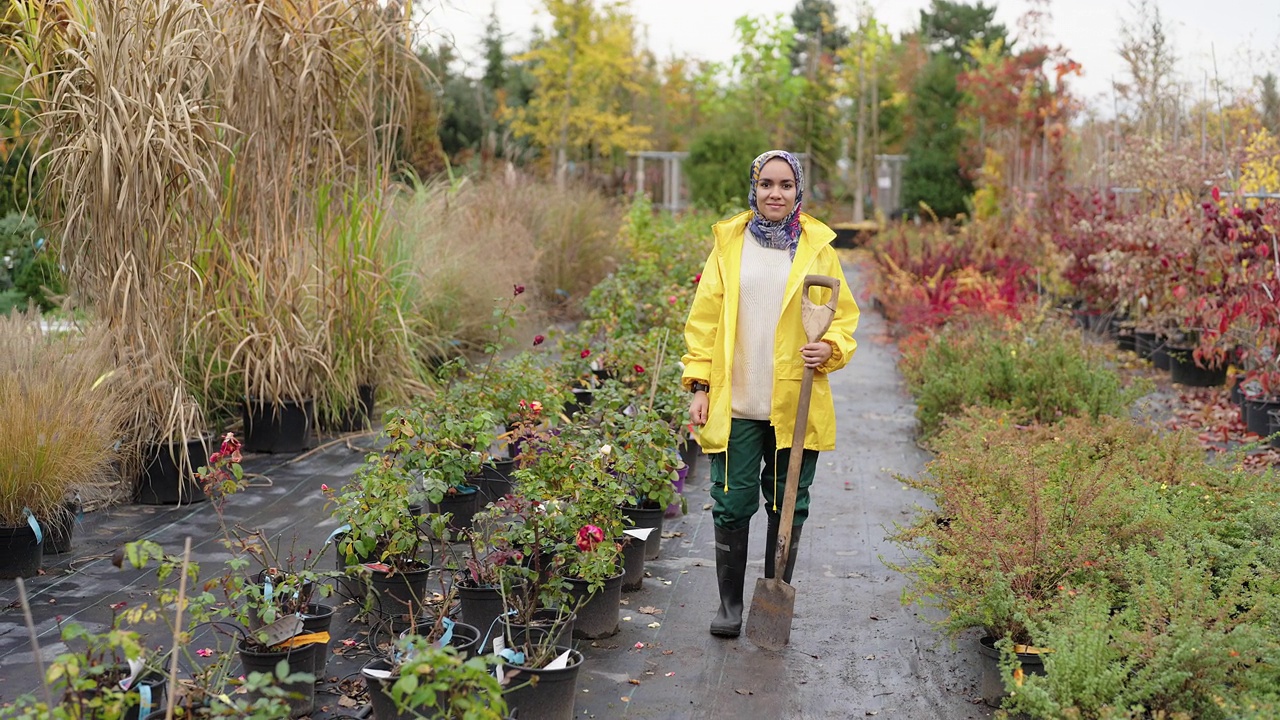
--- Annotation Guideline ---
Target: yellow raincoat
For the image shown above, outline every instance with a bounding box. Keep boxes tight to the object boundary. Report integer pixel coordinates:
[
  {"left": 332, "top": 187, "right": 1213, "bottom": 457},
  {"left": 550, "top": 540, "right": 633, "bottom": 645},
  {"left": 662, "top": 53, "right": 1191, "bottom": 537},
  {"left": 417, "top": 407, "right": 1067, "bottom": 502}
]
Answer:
[{"left": 682, "top": 211, "right": 860, "bottom": 454}]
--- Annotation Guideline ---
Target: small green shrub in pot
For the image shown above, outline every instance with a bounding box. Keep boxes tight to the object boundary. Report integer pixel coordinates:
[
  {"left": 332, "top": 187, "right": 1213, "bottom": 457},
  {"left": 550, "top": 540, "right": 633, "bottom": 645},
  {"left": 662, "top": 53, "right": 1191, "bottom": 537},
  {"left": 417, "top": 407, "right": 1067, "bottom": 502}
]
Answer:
[
  {"left": 898, "top": 315, "right": 1148, "bottom": 440},
  {"left": 323, "top": 416, "right": 429, "bottom": 571},
  {"left": 887, "top": 410, "right": 1187, "bottom": 644},
  {"left": 362, "top": 635, "right": 508, "bottom": 719}
]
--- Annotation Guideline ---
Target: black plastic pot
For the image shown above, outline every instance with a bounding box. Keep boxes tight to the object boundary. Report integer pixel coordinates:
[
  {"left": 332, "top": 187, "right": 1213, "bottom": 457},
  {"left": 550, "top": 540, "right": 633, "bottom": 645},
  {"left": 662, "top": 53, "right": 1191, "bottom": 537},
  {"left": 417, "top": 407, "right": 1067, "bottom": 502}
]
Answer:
[
  {"left": 237, "top": 640, "right": 317, "bottom": 718},
  {"left": 1166, "top": 345, "right": 1226, "bottom": 388},
  {"left": 1269, "top": 409, "right": 1280, "bottom": 449},
  {"left": 136, "top": 436, "right": 209, "bottom": 506},
  {"left": 502, "top": 647, "right": 584, "bottom": 720},
  {"left": 678, "top": 437, "right": 701, "bottom": 480},
  {"left": 479, "top": 458, "right": 517, "bottom": 503},
  {"left": 327, "top": 384, "right": 376, "bottom": 433},
  {"left": 500, "top": 608, "right": 576, "bottom": 651},
  {"left": 368, "top": 565, "right": 434, "bottom": 622},
  {"left": 121, "top": 671, "right": 167, "bottom": 720},
  {"left": 1116, "top": 325, "right": 1136, "bottom": 353},
  {"left": 0, "top": 522, "right": 44, "bottom": 579},
  {"left": 977, "top": 636, "right": 1046, "bottom": 708},
  {"left": 1133, "top": 329, "right": 1160, "bottom": 361},
  {"left": 456, "top": 579, "right": 506, "bottom": 642},
  {"left": 1152, "top": 343, "right": 1171, "bottom": 371},
  {"left": 563, "top": 572, "right": 623, "bottom": 639},
  {"left": 242, "top": 398, "right": 314, "bottom": 454},
  {"left": 44, "top": 498, "right": 82, "bottom": 555},
  {"left": 401, "top": 619, "right": 482, "bottom": 660},
  {"left": 427, "top": 484, "right": 480, "bottom": 535},
  {"left": 620, "top": 535, "right": 646, "bottom": 592},
  {"left": 1245, "top": 397, "right": 1280, "bottom": 437},
  {"left": 301, "top": 603, "right": 335, "bottom": 678},
  {"left": 621, "top": 502, "right": 664, "bottom": 561},
  {"left": 362, "top": 657, "right": 415, "bottom": 720}
]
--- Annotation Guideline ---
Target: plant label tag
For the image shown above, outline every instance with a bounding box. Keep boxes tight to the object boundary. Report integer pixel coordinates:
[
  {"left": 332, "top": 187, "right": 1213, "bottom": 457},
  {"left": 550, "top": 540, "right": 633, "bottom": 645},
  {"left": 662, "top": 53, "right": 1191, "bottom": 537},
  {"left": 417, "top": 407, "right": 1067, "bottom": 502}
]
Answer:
[
  {"left": 364, "top": 668, "right": 392, "bottom": 680},
  {"left": 492, "top": 636, "right": 506, "bottom": 656},
  {"left": 258, "top": 615, "right": 304, "bottom": 648},
  {"left": 625, "top": 527, "right": 654, "bottom": 541},
  {"left": 545, "top": 649, "right": 572, "bottom": 670},
  {"left": 361, "top": 562, "right": 392, "bottom": 573},
  {"left": 118, "top": 657, "right": 144, "bottom": 690}
]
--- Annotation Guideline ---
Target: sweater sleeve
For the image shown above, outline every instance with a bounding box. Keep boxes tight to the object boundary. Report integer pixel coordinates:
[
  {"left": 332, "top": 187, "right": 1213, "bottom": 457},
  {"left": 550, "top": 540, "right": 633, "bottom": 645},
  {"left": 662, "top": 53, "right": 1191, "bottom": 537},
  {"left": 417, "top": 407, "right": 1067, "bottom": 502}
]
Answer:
[{"left": 682, "top": 247, "right": 723, "bottom": 389}]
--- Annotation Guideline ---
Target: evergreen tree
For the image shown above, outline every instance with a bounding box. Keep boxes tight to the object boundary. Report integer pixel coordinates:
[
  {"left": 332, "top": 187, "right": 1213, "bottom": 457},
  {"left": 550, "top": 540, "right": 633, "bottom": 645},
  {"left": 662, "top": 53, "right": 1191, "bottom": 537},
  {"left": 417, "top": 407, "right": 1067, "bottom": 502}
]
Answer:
[
  {"left": 1260, "top": 73, "right": 1280, "bottom": 136},
  {"left": 481, "top": 8, "right": 507, "bottom": 93},
  {"left": 919, "top": 0, "right": 1008, "bottom": 67},
  {"left": 789, "top": 0, "right": 847, "bottom": 72},
  {"left": 902, "top": 55, "right": 971, "bottom": 217}
]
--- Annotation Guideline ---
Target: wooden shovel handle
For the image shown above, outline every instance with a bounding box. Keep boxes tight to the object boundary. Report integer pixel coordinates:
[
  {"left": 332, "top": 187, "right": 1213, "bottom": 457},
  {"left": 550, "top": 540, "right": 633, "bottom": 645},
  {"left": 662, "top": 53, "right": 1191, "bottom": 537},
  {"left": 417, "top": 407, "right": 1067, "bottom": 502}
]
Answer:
[{"left": 776, "top": 275, "right": 841, "bottom": 574}]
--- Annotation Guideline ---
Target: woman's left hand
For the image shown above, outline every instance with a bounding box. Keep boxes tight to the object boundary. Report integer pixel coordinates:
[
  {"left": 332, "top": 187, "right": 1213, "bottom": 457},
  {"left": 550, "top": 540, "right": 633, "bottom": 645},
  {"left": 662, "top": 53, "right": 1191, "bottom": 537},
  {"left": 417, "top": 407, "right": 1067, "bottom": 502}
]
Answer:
[{"left": 800, "top": 341, "right": 832, "bottom": 369}]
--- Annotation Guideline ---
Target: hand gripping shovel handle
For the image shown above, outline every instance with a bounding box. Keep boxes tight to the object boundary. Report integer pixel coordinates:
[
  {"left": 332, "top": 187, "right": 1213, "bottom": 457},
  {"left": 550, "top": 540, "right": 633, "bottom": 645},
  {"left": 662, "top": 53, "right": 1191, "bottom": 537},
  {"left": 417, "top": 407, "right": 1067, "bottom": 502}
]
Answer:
[{"left": 774, "top": 274, "right": 841, "bottom": 577}]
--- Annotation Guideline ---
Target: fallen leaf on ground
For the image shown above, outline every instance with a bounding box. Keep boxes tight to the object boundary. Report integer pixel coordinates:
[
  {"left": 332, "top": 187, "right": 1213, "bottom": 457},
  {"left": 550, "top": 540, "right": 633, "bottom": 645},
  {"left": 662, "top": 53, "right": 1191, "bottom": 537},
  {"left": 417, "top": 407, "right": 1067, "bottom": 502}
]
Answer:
[
  {"left": 665, "top": 672, "right": 675, "bottom": 677},
  {"left": 647, "top": 622, "right": 661, "bottom": 628},
  {"left": 735, "top": 689, "right": 753, "bottom": 695},
  {"left": 865, "top": 654, "right": 876, "bottom": 660},
  {"left": 338, "top": 696, "right": 359, "bottom": 708},
  {"left": 660, "top": 531, "right": 684, "bottom": 538},
  {"left": 638, "top": 606, "right": 663, "bottom": 615},
  {"left": 628, "top": 679, "right": 640, "bottom": 685}
]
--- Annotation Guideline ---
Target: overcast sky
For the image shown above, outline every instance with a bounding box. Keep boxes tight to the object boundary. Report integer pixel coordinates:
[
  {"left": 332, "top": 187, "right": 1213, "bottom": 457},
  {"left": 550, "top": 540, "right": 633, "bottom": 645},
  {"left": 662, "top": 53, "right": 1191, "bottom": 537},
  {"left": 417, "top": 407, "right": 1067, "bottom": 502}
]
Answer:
[{"left": 424, "top": 0, "right": 1280, "bottom": 113}]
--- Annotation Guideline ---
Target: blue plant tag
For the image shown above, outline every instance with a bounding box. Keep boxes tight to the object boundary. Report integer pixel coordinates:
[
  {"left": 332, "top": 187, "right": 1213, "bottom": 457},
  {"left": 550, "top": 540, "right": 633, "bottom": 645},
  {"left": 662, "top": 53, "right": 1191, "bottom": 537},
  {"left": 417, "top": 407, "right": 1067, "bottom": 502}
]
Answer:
[
  {"left": 137, "top": 684, "right": 152, "bottom": 719},
  {"left": 23, "top": 508, "right": 41, "bottom": 545},
  {"left": 263, "top": 576, "right": 273, "bottom": 603},
  {"left": 498, "top": 648, "right": 525, "bottom": 665},
  {"left": 435, "top": 617, "right": 455, "bottom": 648},
  {"left": 324, "top": 524, "right": 351, "bottom": 546}
]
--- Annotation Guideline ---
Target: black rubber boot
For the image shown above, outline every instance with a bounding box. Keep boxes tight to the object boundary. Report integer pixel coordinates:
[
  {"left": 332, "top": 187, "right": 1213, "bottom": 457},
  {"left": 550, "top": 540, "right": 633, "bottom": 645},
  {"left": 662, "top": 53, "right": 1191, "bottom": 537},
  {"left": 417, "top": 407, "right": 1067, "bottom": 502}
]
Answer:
[
  {"left": 764, "top": 516, "right": 804, "bottom": 583},
  {"left": 710, "top": 524, "right": 750, "bottom": 637}
]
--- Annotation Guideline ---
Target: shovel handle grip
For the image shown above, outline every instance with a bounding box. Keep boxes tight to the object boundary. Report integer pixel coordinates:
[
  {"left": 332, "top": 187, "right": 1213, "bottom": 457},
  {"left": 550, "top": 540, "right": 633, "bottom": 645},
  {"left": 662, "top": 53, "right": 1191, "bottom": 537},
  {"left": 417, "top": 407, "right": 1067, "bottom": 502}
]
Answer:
[{"left": 800, "top": 275, "right": 841, "bottom": 345}]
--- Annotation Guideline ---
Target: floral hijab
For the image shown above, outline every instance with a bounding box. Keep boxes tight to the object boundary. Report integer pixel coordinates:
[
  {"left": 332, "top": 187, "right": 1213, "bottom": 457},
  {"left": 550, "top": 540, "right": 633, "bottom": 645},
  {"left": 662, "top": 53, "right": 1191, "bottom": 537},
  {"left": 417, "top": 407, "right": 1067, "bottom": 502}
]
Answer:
[{"left": 746, "top": 150, "right": 804, "bottom": 260}]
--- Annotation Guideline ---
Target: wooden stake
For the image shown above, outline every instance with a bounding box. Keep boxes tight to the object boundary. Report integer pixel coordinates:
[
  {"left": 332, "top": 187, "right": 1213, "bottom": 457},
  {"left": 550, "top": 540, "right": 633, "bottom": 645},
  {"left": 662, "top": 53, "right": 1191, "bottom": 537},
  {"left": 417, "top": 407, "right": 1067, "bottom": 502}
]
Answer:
[
  {"left": 16, "top": 578, "right": 56, "bottom": 711},
  {"left": 164, "top": 537, "right": 193, "bottom": 720}
]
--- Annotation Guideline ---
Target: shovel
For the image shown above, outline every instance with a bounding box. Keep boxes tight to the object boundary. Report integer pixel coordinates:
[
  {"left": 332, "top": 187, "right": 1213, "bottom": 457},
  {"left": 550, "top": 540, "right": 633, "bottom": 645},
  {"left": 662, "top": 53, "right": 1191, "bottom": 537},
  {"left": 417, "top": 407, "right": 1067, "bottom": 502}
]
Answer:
[{"left": 745, "top": 274, "right": 841, "bottom": 650}]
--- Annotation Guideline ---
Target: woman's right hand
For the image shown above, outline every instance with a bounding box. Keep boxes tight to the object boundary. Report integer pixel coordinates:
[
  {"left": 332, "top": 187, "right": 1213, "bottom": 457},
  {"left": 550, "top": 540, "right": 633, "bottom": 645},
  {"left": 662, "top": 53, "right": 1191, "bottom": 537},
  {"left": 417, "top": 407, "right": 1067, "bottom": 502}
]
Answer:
[{"left": 689, "top": 391, "right": 709, "bottom": 426}]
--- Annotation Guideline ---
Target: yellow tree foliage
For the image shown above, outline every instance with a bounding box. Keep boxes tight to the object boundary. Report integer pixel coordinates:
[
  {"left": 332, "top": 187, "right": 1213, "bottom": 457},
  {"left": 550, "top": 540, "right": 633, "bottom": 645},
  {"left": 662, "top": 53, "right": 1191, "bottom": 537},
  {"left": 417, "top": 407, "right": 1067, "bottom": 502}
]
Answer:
[
  {"left": 509, "top": 0, "right": 650, "bottom": 170},
  {"left": 1236, "top": 128, "right": 1280, "bottom": 206}
]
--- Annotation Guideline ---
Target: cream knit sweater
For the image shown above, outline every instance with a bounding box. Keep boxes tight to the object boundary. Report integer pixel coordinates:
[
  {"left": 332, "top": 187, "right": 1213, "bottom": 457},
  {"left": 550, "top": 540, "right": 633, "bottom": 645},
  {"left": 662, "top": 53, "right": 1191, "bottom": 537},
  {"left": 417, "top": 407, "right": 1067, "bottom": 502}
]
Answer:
[{"left": 731, "top": 235, "right": 790, "bottom": 420}]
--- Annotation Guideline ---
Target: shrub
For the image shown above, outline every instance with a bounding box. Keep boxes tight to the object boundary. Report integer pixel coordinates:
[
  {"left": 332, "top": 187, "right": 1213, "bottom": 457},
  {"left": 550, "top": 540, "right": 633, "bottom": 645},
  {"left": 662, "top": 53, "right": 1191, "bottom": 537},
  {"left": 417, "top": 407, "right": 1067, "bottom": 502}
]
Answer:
[
  {"left": 899, "top": 315, "right": 1147, "bottom": 439},
  {"left": 685, "top": 124, "right": 766, "bottom": 211}
]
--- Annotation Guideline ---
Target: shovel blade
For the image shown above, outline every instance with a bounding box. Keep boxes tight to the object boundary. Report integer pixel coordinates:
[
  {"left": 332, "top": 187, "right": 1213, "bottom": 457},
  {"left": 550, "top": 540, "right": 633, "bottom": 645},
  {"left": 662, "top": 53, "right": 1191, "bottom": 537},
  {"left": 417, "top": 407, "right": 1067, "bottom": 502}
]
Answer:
[{"left": 744, "top": 577, "right": 795, "bottom": 650}]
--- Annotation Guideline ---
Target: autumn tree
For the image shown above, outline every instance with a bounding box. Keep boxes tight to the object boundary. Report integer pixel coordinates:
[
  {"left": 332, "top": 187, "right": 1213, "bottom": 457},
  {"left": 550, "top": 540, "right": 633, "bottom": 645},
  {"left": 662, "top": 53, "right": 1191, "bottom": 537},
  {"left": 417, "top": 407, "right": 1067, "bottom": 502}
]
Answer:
[
  {"left": 509, "top": 0, "right": 650, "bottom": 184},
  {"left": 1114, "top": 0, "right": 1181, "bottom": 140}
]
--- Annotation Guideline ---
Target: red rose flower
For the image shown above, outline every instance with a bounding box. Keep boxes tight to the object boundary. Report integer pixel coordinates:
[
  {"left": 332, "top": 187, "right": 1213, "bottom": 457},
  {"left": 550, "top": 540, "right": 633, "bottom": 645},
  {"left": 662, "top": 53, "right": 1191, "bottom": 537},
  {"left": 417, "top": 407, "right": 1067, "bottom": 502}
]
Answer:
[
  {"left": 580, "top": 349, "right": 591, "bottom": 359},
  {"left": 576, "top": 524, "right": 605, "bottom": 552},
  {"left": 634, "top": 364, "right": 645, "bottom": 374},
  {"left": 513, "top": 284, "right": 525, "bottom": 296},
  {"left": 533, "top": 335, "right": 545, "bottom": 346}
]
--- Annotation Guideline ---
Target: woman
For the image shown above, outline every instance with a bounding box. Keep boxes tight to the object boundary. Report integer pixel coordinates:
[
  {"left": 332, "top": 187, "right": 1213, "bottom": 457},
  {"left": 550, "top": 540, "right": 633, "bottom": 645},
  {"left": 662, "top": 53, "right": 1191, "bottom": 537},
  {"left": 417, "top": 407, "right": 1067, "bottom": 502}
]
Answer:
[{"left": 682, "top": 150, "right": 860, "bottom": 638}]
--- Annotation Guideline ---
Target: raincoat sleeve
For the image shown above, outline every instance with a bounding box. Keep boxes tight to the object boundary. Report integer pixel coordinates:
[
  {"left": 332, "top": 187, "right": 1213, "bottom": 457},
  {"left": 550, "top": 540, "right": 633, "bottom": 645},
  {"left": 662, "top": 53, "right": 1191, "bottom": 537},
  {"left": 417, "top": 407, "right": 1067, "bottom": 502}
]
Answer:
[
  {"left": 681, "top": 248, "right": 723, "bottom": 390},
  {"left": 814, "top": 249, "right": 859, "bottom": 375}
]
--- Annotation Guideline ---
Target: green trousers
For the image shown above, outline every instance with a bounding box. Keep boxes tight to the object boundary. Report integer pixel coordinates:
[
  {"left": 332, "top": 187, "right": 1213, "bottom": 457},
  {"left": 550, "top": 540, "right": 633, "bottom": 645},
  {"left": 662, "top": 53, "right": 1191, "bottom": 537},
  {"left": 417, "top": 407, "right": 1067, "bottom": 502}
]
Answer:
[{"left": 709, "top": 418, "right": 818, "bottom": 530}]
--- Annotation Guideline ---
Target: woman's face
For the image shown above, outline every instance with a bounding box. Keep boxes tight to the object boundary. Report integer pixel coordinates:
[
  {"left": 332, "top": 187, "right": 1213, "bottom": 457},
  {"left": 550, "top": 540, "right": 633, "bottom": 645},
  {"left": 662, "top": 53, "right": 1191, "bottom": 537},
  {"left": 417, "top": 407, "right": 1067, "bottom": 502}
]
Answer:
[{"left": 756, "top": 157, "right": 798, "bottom": 223}]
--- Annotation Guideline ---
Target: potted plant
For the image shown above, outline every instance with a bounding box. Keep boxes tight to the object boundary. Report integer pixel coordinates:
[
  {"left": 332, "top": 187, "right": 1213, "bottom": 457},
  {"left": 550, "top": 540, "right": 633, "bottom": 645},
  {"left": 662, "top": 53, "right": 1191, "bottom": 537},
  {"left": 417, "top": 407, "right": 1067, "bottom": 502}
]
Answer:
[
  {"left": 324, "top": 421, "right": 436, "bottom": 623},
  {"left": 394, "top": 402, "right": 499, "bottom": 536},
  {"left": 361, "top": 635, "right": 508, "bottom": 720},
  {"left": 0, "top": 314, "right": 136, "bottom": 578},
  {"left": 196, "top": 239, "right": 327, "bottom": 454}
]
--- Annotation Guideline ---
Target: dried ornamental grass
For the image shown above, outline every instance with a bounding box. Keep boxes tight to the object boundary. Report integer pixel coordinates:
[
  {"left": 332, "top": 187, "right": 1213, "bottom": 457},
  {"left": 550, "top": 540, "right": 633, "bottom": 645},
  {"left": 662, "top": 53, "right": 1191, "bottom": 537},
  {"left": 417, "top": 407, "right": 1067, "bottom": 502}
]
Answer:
[{"left": 0, "top": 313, "right": 137, "bottom": 524}]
